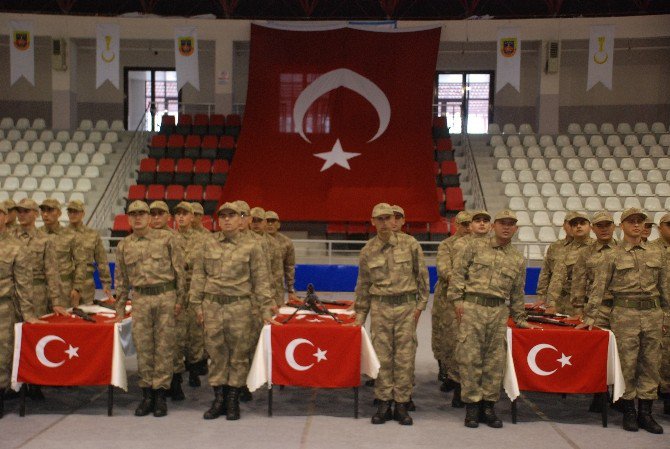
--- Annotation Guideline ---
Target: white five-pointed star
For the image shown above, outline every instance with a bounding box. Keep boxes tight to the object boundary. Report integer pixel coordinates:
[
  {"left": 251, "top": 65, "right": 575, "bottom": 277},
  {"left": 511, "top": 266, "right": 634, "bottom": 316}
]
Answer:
[
  {"left": 313, "top": 348, "right": 328, "bottom": 362},
  {"left": 557, "top": 353, "right": 572, "bottom": 368},
  {"left": 64, "top": 345, "right": 79, "bottom": 359},
  {"left": 314, "top": 139, "right": 360, "bottom": 172},
  {"left": 306, "top": 318, "right": 322, "bottom": 323}
]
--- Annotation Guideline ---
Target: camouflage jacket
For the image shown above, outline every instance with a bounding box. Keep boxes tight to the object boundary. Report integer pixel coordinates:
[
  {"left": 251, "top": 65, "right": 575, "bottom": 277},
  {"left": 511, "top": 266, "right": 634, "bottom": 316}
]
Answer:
[
  {"left": 545, "top": 237, "right": 594, "bottom": 308},
  {"left": 40, "top": 223, "right": 87, "bottom": 292},
  {"left": 570, "top": 239, "right": 616, "bottom": 312},
  {"left": 0, "top": 231, "right": 34, "bottom": 320},
  {"left": 69, "top": 223, "right": 112, "bottom": 290},
  {"left": 535, "top": 237, "right": 572, "bottom": 302}
]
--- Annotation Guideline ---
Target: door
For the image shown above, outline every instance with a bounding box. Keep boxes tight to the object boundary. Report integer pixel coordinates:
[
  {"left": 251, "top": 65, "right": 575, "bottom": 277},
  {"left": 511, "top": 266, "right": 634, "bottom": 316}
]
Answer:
[{"left": 125, "top": 68, "right": 180, "bottom": 132}]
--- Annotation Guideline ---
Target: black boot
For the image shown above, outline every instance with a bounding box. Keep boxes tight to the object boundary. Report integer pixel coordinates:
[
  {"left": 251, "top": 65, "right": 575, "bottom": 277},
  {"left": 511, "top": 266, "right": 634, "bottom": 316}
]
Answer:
[
  {"left": 611, "top": 398, "right": 625, "bottom": 413},
  {"left": 371, "top": 400, "right": 393, "bottom": 424},
  {"left": 3, "top": 389, "right": 19, "bottom": 400},
  {"left": 187, "top": 363, "right": 201, "bottom": 387},
  {"left": 197, "top": 358, "right": 209, "bottom": 375},
  {"left": 134, "top": 388, "right": 154, "bottom": 416},
  {"left": 621, "top": 399, "right": 638, "bottom": 432},
  {"left": 464, "top": 402, "right": 479, "bottom": 428},
  {"left": 451, "top": 383, "right": 464, "bottom": 408},
  {"left": 438, "top": 361, "right": 446, "bottom": 383},
  {"left": 28, "top": 385, "right": 45, "bottom": 401},
  {"left": 153, "top": 388, "right": 168, "bottom": 417},
  {"left": 365, "top": 379, "right": 375, "bottom": 387},
  {"left": 226, "top": 387, "right": 240, "bottom": 420},
  {"left": 664, "top": 394, "right": 670, "bottom": 415},
  {"left": 170, "top": 373, "right": 185, "bottom": 401},
  {"left": 407, "top": 396, "right": 416, "bottom": 411},
  {"left": 637, "top": 399, "right": 663, "bottom": 434},
  {"left": 441, "top": 377, "right": 457, "bottom": 393},
  {"left": 203, "top": 386, "right": 227, "bottom": 420},
  {"left": 480, "top": 401, "right": 503, "bottom": 428},
  {"left": 394, "top": 402, "right": 413, "bottom": 425},
  {"left": 239, "top": 385, "right": 252, "bottom": 402},
  {"left": 0, "top": 388, "right": 4, "bottom": 419}
]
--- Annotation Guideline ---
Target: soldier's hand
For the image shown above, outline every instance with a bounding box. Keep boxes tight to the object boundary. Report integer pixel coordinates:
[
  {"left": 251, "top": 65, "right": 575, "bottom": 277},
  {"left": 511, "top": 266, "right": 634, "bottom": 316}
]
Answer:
[
  {"left": 53, "top": 306, "right": 69, "bottom": 316},
  {"left": 525, "top": 323, "right": 542, "bottom": 329},
  {"left": 104, "top": 288, "right": 114, "bottom": 301},
  {"left": 265, "top": 317, "right": 282, "bottom": 326},
  {"left": 288, "top": 293, "right": 300, "bottom": 303},
  {"left": 662, "top": 325, "right": 667, "bottom": 335},
  {"left": 174, "top": 303, "right": 182, "bottom": 317},
  {"left": 196, "top": 311, "right": 204, "bottom": 326},
  {"left": 25, "top": 317, "right": 48, "bottom": 324},
  {"left": 575, "top": 323, "right": 592, "bottom": 331},
  {"left": 271, "top": 305, "right": 279, "bottom": 315},
  {"left": 413, "top": 309, "right": 422, "bottom": 323},
  {"left": 455, "top": 304, "right": 464, "bottom": 323},
  {"left": 544, "top": 306, "right": 557, "bottom": 315},
  {"left": 70, "top": 289, "right": 81, "bottom": 307}
]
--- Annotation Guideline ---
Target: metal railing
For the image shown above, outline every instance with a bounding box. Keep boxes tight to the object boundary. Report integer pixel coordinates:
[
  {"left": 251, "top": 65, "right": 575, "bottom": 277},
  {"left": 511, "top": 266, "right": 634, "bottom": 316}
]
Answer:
[{"left": 462, "top": 133, "right": 487, "bottom": 211}]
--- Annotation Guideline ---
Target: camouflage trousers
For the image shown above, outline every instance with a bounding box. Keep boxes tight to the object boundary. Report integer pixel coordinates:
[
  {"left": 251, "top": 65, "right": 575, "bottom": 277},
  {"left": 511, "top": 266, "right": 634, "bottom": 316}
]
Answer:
[
  {"left": 0, "top": 299, "right": 16, "bottom": 389},
  {"left": 611, "top": 306, "right": 663, "bottom": 400},
  {"left": 431, "top": 281, "right": 445, "bottom": 360},
  {"left": 247, "top": 307, "right": 263, "bottom": 365},
  {"left": 32, "top": 284, "right": 51, "bottom": 318},
  {"left": 370, "top": 298, "right": 417, "bottom": 403},
  {"left": 442, "top": 299, "right": 460, "bottom": 383},
  {"left": 555, "top": 292, "right": 576, "bottom": 316},
  {"left": 660, "top": 331, "right": 670, "bottom": 394},
  {"left": 79, "top": 274, "right": 98, "bottom": 305},
  {"left": 185, "top": 306, "right": 205, "bottom": 364},
  {"left": 60, "top": 277, "right": 73, "bottom": 309},
  {"left": 131, "top": 291, "right": 176, "bottom": 390},
  {"left": 590, "top": 304, "right": 612, "bottom": 330},
  {"left": 203, "top": 298, "right": 253, "bottom": 388},
  {"left": 173, "top": 308, "right": 188, "bottom": 373},
  {"left": 456, "top": 301, "right": 508, "bottom": 403}
]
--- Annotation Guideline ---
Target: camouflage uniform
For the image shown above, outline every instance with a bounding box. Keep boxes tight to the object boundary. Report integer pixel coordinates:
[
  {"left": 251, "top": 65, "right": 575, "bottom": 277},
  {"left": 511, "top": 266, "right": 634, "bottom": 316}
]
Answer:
[
  {"left": 571, "top": 239, "right": 617, "bottom": 328},
  {"left": 40, "top": 223, "right": 87, "bottom": 307},
  {"left": 535, "top": 237, "right": 571, "bottom": 303},
  {"left": 272, "top": 232, "right": 296, "bottom": 297},
  {"left": 647, "top": 236, "right": 670, "bottom": 397},
  {"left": 114, "top": 228, "right": 186, "bottom": 390},
  {"left": 69, "top": 222, "right": 112, "bottom": 304},
  {"left": 546, "top": 237, "right": 594, "bottom": 315},
  {"left": 354, "top": 231, "right": 429, "bottom": 404}
]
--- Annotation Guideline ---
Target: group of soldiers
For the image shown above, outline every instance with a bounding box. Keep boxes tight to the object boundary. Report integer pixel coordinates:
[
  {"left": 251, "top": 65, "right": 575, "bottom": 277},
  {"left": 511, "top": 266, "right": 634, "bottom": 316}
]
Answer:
[{"left": 112, "top": 199, "right": 296, "bottom": 420}]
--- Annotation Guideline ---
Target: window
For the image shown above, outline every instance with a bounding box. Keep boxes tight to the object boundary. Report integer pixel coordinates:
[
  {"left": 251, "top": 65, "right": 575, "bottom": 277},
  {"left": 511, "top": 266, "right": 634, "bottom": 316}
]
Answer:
[{"left": 434, "top": 72, "right": 493, "bottom": 134}]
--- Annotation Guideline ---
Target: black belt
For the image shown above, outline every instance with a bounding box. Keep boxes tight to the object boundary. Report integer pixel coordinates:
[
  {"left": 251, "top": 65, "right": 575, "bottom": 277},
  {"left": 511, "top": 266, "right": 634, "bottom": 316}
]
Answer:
[
  {"left": 614, "top": 298, "right": 658, "bottom": 310},
  {"left": 134, "top": 281, "right": 176, "bottom": 296},
  {"left": 463, "top": 293, "right": 505, "bottom": 307},
  {"left": 203, "top": 293, "right": 250, "bottom": 304},
  {"left": 373, "top": 293, "right": 416, "bottom": 305}
]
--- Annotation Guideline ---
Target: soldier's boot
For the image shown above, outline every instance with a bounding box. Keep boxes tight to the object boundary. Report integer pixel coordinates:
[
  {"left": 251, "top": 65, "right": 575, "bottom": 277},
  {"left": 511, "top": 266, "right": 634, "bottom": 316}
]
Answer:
[
  {"left": 621, "top": 399, "right": 639, "bottom": 432},
  {"left": 203, "top": 386, "right": 227, "bottom": 420},
  {"left": 3, "top": 389, "right": 19, "bottom": 400},
  {"left": 451, "top": 383, "right": 465, "bottom": 408},
  {"left": 371, "top": 400, "right": 393, "bottom": 424},
  {"left": 187, "top": 363, "right": 201, "bottom": 388},
  {"left": 393, "top": 402, "right": 413, "bottom": 426},
  {"left": 637, "top": 399, "right": 663, "bottom": 434},
  {"left": 170, "top": 373, "right": 185, "bottom": 401},
  {"left": 239, "top": 385, "right": 252, "bottom": 402},
  {"left": 407, "top": 396, "right": 416, "bottom": 411},
  {"left": 437, "top": 361, "right": 446, "bottom": 383},
  {"left": 440, "top": 377, "right": 457, "bottom": 393},
  {"left": 153, "top": 388, "right": 168, "bottom": 417},
  {"left": 464, "top": 403, "right": 479, "bottom": 428},
  {"left": 365, "top": 379, "right": 375, "bottom": 387},
  {"left": 28, "top": 385, "right": 45, "bottom": 401},
  {"left": 480, "top": 401, "right": 503, "bottom": 428},
  {"left": 134, "top": 388, "right": 155, "bottom": 417},
  {"left": 588, "top": 393, "right": 604, "bottom": 413},
  {"left": 610, "top": 398, "right": 625, "bottom": 413},
  {"left": 664, "top": 394, "right": 670, "bottom": 415},
  {"left": 197, "top": 358, "right": 209, "bottom": 376},
  {"left": 0, "top": 388, "right": 4, "bottom": 419},
  {"left": 226, "top": 387, "right": 240, "bottom": 421}
]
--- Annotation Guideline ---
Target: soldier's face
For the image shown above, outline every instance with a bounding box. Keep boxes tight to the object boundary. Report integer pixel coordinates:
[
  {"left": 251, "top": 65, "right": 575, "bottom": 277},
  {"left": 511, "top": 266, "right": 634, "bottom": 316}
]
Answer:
[
  {"left": 563, "top": 221, "right": 574, "bottom": 237},
  {"left": 250, "top": 217, "right": 266, "bottom": 233},
  {"left": 175, "top": 210, "right": 193, "bottom": 229},
  {"left": 238, "top": 214, "right": 251, "bottom": 230},
  {"left": 67, "top": 209, "right": 84, "bottom": 225},
  {"left": 659, "top": 223, "right": 670, "bottom": 242},
  {"left": 150, "top": 210, "right": 170, "bottom": 229},
  {"left": 493, "top": 219, "right": 517, "bottom": 241},
  {"left": 266, "top": 218, "right": 279, "bottom": 234},
  {"left": 620, "top": 215, "right": 645, "bottom": 238},
  {"left": 593, "top": 221, "right": 615, "bottom": 241},
  {"left": 40, "top": 206, "right": 61, "bottom": 226},
  {"left": 391, "top": 214, "right": 405, "bottom": 232},
  {"left": 470, "top": 216, "right": 491, "bottom": 235},
  {"left": 17, "top": 208, "right": 37, "bottom": 226},
  {"left": 192, "top": 214, "right": 203, "bottom": 228},
  {"left": 570, "top": 219, "right": 591, "bottom": 238},
  {"left": 458, "top": 222, "right": 471, "bottom": 235},
  {"left": 641, "top": 223, "right": 653, "bottom": 238},
  {"left": 219, "top": 210, "right": 241, "bottom": 233},
  {"left": 0, "top": 211, "right": 6, "bottom": 230},
  {"left": 128, "top": 211, "right": 150, "bottom": 231},
  {"left": 372, "top": 214, "right": 394, "bottom": 239},
  {"left": 7, "top": 209, "right": 17, "bottom": 222}
]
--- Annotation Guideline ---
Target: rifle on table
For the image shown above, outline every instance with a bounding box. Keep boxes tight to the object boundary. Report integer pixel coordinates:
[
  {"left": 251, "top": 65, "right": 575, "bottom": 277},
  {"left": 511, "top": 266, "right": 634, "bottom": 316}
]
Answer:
[
  {"left": 72, "top": 307, "right": 96, "bottom": 323},
  {"left": 527, "top": 316, "right": 576, "bottom": 327},
  {"left": 281, "top": 284, "right": 342, "bottom": 324}
]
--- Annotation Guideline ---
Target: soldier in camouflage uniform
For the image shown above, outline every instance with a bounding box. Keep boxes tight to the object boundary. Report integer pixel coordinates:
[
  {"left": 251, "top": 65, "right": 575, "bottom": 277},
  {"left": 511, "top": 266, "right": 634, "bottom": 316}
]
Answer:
[
  {"left": 650, "top": 213, "right": 670, "bottom": 415},
  {"left": 433, "top": 211, "right": 471, "bottom": 397},
  {"left": 150, "top": 201, "right": 174, "bottom": 233},
  {"left": 265, "top": 211, "right": 297, "bottom": 303},
  {"left": 3, "top": 200, "right": 18, "bottom": 233},
  {"left": 353, "top": 203, "right": 429, "bottom": 426},
  {"left": 448, "top": 210, "right": 535, "bottom": 429},
  {"left": 66, "top": 200, "right": 113, "bottom": 305},
  {"left": 173, "top": 202, "right": 209, "bottom": 388},
  {"left": 39, "top": 198, "right": 87, "bottom": 308},
  {"left": 578, "top": 208, "right": 668, "bottom": 434},
  {"left": 190, "top": 202, "right": 210, "bottom": 234},
  {"left": 0, "top": 202, "right": 41, "bottom": 418},
  {"left": 189, "top": 202, "right": 276, "bottom": 421},
  {"left": 545, "top": 212, "right": 594, "bottom": 316},
  {"left": 641, "top": 218, "right": 653, "bottom": 243},
  {"left": 390, "top": 205, "right": 406, "bottom": 233},
  {"left": 533, "top": 213, "right": 575, "bottom": 307},
  {"left": 114, "top": 200, "right": 186, "bottom": 418},
  {"left": 250, "top": 207, "right": 284, "bottom": 308}
]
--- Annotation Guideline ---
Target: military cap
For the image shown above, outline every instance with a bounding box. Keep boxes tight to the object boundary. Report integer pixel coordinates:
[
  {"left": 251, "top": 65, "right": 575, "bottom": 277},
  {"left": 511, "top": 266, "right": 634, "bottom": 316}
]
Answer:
[
  {"left": 16, "top": 198, "right": 39, "bottom": 211},
  {"left": 372, "top": 203, "right": 393, "bottom": 218},
  {"left": 266, "top": 210, "right": 279, "bottom": 220},
  {"left": 217, "top": 202, "right": 242, "bottom": 215},
  {"left": 149, "top": 200, "right": 170, "bottom": 213},
  {"left": 591, "top": 211, "right": 614, "bottom": 224},
  {"left": 127, "top": 200, "right": 150, "bottom": 213},
  {"left": 494, "top": 209, "right": 517, "bottom": 222},
  {"left": 620, "top": 207, "right": 647, "bottom": 223},
  {"left": 644, "top": 217, "right": 655, "bottom": 225},
  {"left": 191, "top": 202, "right": 204, "bottom": 215},
  {"left": 4, "top": 199, "right": 16, "bottom": 210},
  {"left": 568, "top": 211, "right": 590, "bottom": 224},
  {"left": 391, "top": 205, "right": 405, "bottom": 217},
  {"left": 470, "top": 209, "right": 491, "bottom": 220},
  {"left": 659, "top": 213, "right": 670, "bottom": 225},
  {"left": 39, "top": 198, "right": 61, "bottom": 210},
  {"left": 173, "top": 202, "right": 193, "bottom": 214},
  {"left": 250, "top": 207, "right": 266, "bottom": 219},
  {"left": 66, "top": 199, "right": 85, "bottom": 211},
  {"left": 455, "top": 210, "right": 472, "bottom": 224},
  {"left": 564, "top": 211, "right": 580, "bottom": 222},
  {"left": 235, "top": 200, "right": 251, "bottom": 215},
  {"left": 0, "top": 202, "right": 7, "bottom": 214}
]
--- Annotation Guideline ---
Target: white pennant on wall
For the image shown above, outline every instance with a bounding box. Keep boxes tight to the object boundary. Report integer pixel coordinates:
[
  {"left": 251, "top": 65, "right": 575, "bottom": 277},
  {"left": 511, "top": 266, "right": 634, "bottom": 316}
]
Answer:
[
  {"left": 96, "top": 23, "right": 120, "bottom": 89},
  {"left": 587, "top": 25, "right": 615, "bottom": 90},
  {"left": 174, "top": 26, "right": 200, "bottom": 90},
  {"left": 10, "top": 21, "right": 35, "bottom": 86},
  {"left": 496, "top": 27, "right": 521, "bottom": 92}
]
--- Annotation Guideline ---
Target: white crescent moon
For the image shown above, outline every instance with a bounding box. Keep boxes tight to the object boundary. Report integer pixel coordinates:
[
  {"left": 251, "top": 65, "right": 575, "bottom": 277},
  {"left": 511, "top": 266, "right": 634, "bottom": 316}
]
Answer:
[
  {"left": 527, "top": 343, "right": 558, "bottom": 376},
  {"left": 293, "top": 68, "right": 391, "bottom": 144},
  {"left": 285, "top": 338, "right": 314, "bottom": 371},
  {"left": 35, "top": 335, "right": 66, "bottom": 368}
]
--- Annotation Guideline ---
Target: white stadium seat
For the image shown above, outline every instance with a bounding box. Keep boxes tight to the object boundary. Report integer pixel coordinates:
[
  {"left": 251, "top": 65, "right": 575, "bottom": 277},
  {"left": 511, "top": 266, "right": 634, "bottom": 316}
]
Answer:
[
  {"left": 647, "top": 169, "right": 663, "bottom": 183},
  {"left": 513, "top": 159, "right": 529, "bottom": 171},
  {"left": 573, "top": 135, "right": 587, "bottom": 147},
  {"left": 31, "top": 191, "right": 47, "bottom": 204},
  {"left": 638, "top": 158, "right": 655, "bottom": 170},
  {"left": 601, "top": 158, "right": 617, "bottom": 171},
  {"left": 38, "top": 177, "right": 56, "bottom": 191},
  {"left": 543, "top": 146, "right": 559, "bottom": 158},
  {"left": 641, "top": 134, "right": 657, "bottom": 146},
  {"left": 649, "top": 145, "right": 665, "bottom": 158},
  {"left": 595, "top": 146, "right": 611, "bottom": 157},
  {"left": 620, "top": 158, "right": 636, "bottom": 170},
  {"left": 624, "top": 197, "right": 642, "bottom": 209},
  {"left": 23, "top": 129, "right": 37, "bottom": 142},
  {"left": 590, "top": 169, "right": 607, "bottom": 182},
  {"left": 589, "top": 135, "right": 604, "bottom": 147},
  {"left": 630, "top": 146, "right": 647, "bottom": 157},
  {"left": 0, "top": 117, "right": 14, "bottom": 129},
  {"left": 577, "top": 146, "right": 594, "bottom": 157},
  {"left": 73, "top": 153, "right": 90, "bottom": 165},
  {"left": 0, "top": 140, "right": 12, "bottom": 152},
  {"left": 56, "top": 178, "right": 74, "bottom": 192},
  {"left": 47, "top": 141, "right": 63, "bottom": 153},
  {"left": 605, "top": 197, "right": 623, "bottom": 211},
  {"left": 6, "top": 130, "right": 21, "bottom": 142},
  {"left": 516, "top": 211, "right": 531, "bottom": 226},
  {"left": 644, "top": 197, "right": 663, "bottom": 212},
  {"left": 505, "top": 184, "right": 521, "bottom": 197},
  {"left": 509, "top": 197, "right": 525, "bottom": 211},
  {"left": 567, "top": 123, "right": 582, "bottom": 134},
  {"left": 548, "top": 159, "right": 564, "bottom": 170},
  {"left": 530, "top": 159, "right": 546, "bottom": 170},
  {"left": 518, "top": 227, "right": 537, "bottom": 242},
  {"left": 578, "top": 183, "right": 595, "bottom": 196},
  {"left": 623, "top": 135, "right": 639, "bottom": 147},
  {"left": 546, "top": 197, "right": 564, "bottom": 211},
  {"left": 627, "top": 169, "right": 644, "bottom": 182},
  {"left": 84, "top": 166, "right": 100, "bottom": 178},
  {"left": 65, "top": 165, "right": 82, "bottom": 178},
  {"left": 502, "top": 123, "right": 517, "bottom": 134},
  {"left": 572, "top": 169, "right": 589, "bottom": 183},
  {"left": 0, "top": 163, "right": 11, "bottom": 176},
  {"left": 64, "top": 142, "right": 79, "bottom": 154},
  {"left": 20, "top": 176, "right": 38, "bottom": 191},
  {"left": 528, "top": 197, "right": 545, "bottom": 211},
  {"left": 522, "top": 135, "right": 537, "bottom": 147},
  {"left": 488, "top": 123, "right": 501, "bottom": 134},
  {"left": 69, "top": 192, "right": 85, "bottom": 203},
  {"left": 510, "top": 145, "right": 525, "bottom": 158},
  {"left": 518, "top": 170, "right": 534, "bottom": 183},
  {"left": 39, "top": 130, "right": 54, "bottom": 142},
  {"left": 651, "top": 122, "right": 667, "bottom": 133},
  {"left": 493, "top": 146, "right": 508, "bottom": 158},
  {"left": 655, "top": 183, "right": 670, "bottom": 196},
  {"left": 81, "top": 142, "right": 96, "bottom": 155},
  {"left": 526, "top": 146, "right": 542, "bottom": 159},
  {"left": 15, "top": 118, "right": 30, "bottom": 130},
  {"left": 600, "top": 123, "right": 615, "bottom": 134},
  {"left": 98, "top": 142, "right": 113, "bottom": 155},
  {"left": 606, "top": 135, "right": 622, "bottom": 147},
  {"left": 490, "top": 135, "right": 504, "bottom": 147},
  {"left": 585, "top": 197, "right": 602, "bottom": 211},
  {"left": 659, "top": 134, "right": 670, "bottom": 146},
  {"left": 635, "top": 183, "right": 653, "bottom": 197},
  {"left": 39, "top": 152, "right": 55, "bottom": 165},
  {"left": 12, "top": 191, "right": 28, "bottom": 202},
  {"left": 56, "top": 130, "right": 70, "bottom": 142},
  {"left": 95, "top": 119, "right": 110, "bottom": 131},
  {"left": 56, "top": 153, "right": 73, "bottom": 165},
  {"left": 556, "top": 135, "right": 571, "bottom": 147},
  {"left": 613, "top": 146, "right": 629, "bottom": 157},
  {"left": 616, "top": 184, "right": 634, "bottom": 196},
  {"left": 554, "top": 169, "right": 570, "bottom": 183},
  {"left": 5, "top": 151, "right": 20, "bottom": 165},
  {"left": 617, "top": 123, "right": 632, "bottom": 134},
  {"left": 500, "top": 170, "right": 516, "bottom": 183},
  {"left": 518, "top": 123, "right": 533, "bottom": 134},
  {"left": 48, "top": 165, "right": 64, "bottom": 177},
  {"left": 658, "top": 158, "right": 670, "bottom": 170},
  {"left": 583, "top": 158, "right": 599, "bottom": 171},
  {"left": 31, "top": 141, "right": 46, "bottom": 153},
  {"left": 565, "top": 197, "right": 583, "bottom": 210},
  {"left": 559, "top": 183, "right": 577, "bottom": 197},
  {"left": 583, "top": 123, "right": 598, "bottom": 134},
  {"left": 497, "top": 159, "right": 512, "bottom": 170},
  {"left": 552, "top": 211, "right": 567, "bottom": 226},
  {"left": 104, "top": 131, "right": 118, "bottom": 142},
  {"left": 535, "top": 170, "right": 552, "bottom": 183},
  {"left": 3, "top": 176, "right": 20, "bottom": 190},
  {"left": 565, "top": 158, "right": 582, "bottom": 170},
  {"left": 88, "top": 131, "right": 102, "bottom": 143},
  {"left": 31, "top": 164, "right": 47, "bottom": 177},
  {"left": 522, "top": 183, "right": 539, "bottom": 196},
  {"left": 654, "top": 212, "right": 668, "bottom": 224},
  {"left": 533, "top": 211, "right": 551, "bottom": 226},
  {"left": 74, "top": 178, "right": 92, "bottom": 192},
  {"left": 634, "top": 122, "right": 649, "bottom": 134},
  {"left": 111, "top": 120, "right": 125, "bottom": 131},
  {"left": 597, "top": 183, "right": 615, "bottom": 196},
  {"left": 13, "top": 140, "right": 29, "bottom": 152},
  {"left": 22, "top": 151, "right": 37, "bottom": 165},
  {"left": 539, "top": 135, "right": 554, "bottom": 147},
  {"left": 51, "top": 192, "right": 66, "bottom": 204},
  {"left": 540, "top": 183, "right": 558, "bottom": 196},
  {"left": 538, "top": 226, "right": 557, "bottom": 242},
  {"left": 79, "top": 119, "right": 93, "bottom": 130},
  {"left": 560, "top": 146, "right": 576, "bottom": 158}
]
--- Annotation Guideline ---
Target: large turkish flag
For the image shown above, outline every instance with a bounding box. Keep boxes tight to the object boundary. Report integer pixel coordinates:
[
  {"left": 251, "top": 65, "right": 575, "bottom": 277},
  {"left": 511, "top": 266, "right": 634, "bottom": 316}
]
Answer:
[
  {"left": 221, "top": 24, "right": 441, "bottom": 222},
  {"left": 14, "top": 317, "right": 115, "bottom": 386},
  {"left": 271, "top": 323, "right": 361, "bottom": 388},
  {"left": 511, "top": 325, "right": 609, "bottom": 393}
]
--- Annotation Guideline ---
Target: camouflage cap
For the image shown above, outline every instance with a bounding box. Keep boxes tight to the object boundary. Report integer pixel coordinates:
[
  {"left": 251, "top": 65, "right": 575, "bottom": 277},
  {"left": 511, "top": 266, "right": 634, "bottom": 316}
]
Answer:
[
  {"left": 568, "top": 211, "right": 590, "bottom": 224},
  {"left": 470, "top": 209, "right": 491, "bottom": 220},
  {"left": 0, "top": 202, "right": 7, "bottom": 214},
  {"left": 127, "top": 200, "right": 150, "bottom": 213},
  {"left": 564, "top": 211, "right": 580, "bottom": 222},
  {"left": 149, "top": 201, "right": 170, "bottom": 213},
  {"left": 190, "top": 202, "right": 204, "bottom": 215},
  {"left": 66, "top": 199, "right": 85, "bottom": 211},
  {"left": 644, "top": 217, "right": 655, "bottom": 225},
  {"left": 455, "top": 210, "right": 472, "bottom": 224},
  {"left": 250, "top": 207, "right": 266, "bottom": 219},
  {"left": 235, "top": 200, "right": 251, "bottom": 215},
  {"left": 39, "top": 198, "right": 62, "bottom": 210},
  {"left": 4, "top": 199, "right": 16, "bottom": 210},
  {"left": 494, "top": 209, "right": 518, "bottom": 222},
  {"left": 265, "top": 210, "right": 279, "bottom": 220},
  {"left": 16, "top": 198, "right": 39, "bottom": 211},
  {"left": 391, "top": 205, "right": 405, "bottom": 217},
  {"left": 591, "top": 211, "right": 614, "bottom": 224},
  {"left": 620, "top": 207, "right": 647, "bottom": 223},
  {"left": 372, "top": 202, "right": 393, "bottom": 218},
  {"left": 173, "top": 201, "right": 193, "bottom": 214},
  {"left": 659, "top": 213, "right": 670, "bottom": 225},
  {"left": 217, "top": 202, "right": 242, "bottom": 215}
]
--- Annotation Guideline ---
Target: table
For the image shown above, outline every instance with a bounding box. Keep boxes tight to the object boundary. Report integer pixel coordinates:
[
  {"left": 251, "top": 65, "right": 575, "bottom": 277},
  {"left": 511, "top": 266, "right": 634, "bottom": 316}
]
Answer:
[
  {"left": 11, "top": 305, "right": 131, "bottom": 416},
  {"left": 247, "top": 304, "right": 380, "bottom": 417},
  {"left": 503, "top": 318, "right": 624, "bottom": 427}
]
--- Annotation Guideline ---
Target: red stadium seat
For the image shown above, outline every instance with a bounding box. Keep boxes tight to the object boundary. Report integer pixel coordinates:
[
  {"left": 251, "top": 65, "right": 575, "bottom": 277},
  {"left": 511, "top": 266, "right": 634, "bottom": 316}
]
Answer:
[
  {"left": 193, "top": 114, "right": 209, "bottom": 135},
  {"left": 174, "top": 158, "right": 194, "bottom": 185},
  {"left": 209, "top": 114, "right": 225, "bottom": 136},
  {"left": 146, "top": 184, "right": 166, "bottom": 202},
  {"left": 156, "top": 158, "right": 175, "bottom": 184},
  {"left": 432, "top": 116, "right": 449, "bottom": 139},
  {"left": 436, "top": 187, "right": 446, "bottom": 216},
  {"left": 211, "top": 159, "right": 229, "bottom": 184},
  {"left": 429, "top": 219, "right": 450, "bottom": 240},
  {"left": 165, "top": 184, "right": 185, "bottom": 209},
  {"left": 176, "top": 114, "right": 192, "bottom": 135},
  {"left": 436, "top": 138, "right": 453, "bottom": 152},
  {"left": 166, "top": 134, "right": 185, "bottom": 159},
  {"left": 408, "top": 222, "right": 429, "bottom": 238},
  {"left": 201, "top": 135, "right": 218, "bottom": 159},
  {"left": 127, "top": 184, "right": 146, "bottom": 201},
  {"left": 137, "top": 158, "right": 157, "bottom": 185},
  {"left": 440, "top": 161, "right": 458, "bottom": 175},
  {"left": 149, "top": 135, "right": 167, "bottom": 159},
  {"left": 185, "top": 184, "right": 204, "bottom": 201},
  {"left": 184, "top": 134, "right": 202, "bottom": 159},
  {"left": 347, "top": 222, "right": 369, "bottom": 239},
  {"left": 203, "top": 185, "right": 222, "bottom": 214},
  {"left": 193, "top": 159, "right": 212, "bottom": 185},
  {"left": 218, "top": 135, "right": 235, "bottom": 160},
  {"left": 111, "top": 214, "right": 131, "bottom": 244},
  {"left": 445, "top": 187, "right": 465, "bottom": 212},
  {"left": 440, "top": 161, "right": 461, "bottom": 188},
  {"left": 159, "top": 115, "right": 175, "bottom": 136},
  {"left": 225, "top": 114, "right": 241, "bottom": 138}
]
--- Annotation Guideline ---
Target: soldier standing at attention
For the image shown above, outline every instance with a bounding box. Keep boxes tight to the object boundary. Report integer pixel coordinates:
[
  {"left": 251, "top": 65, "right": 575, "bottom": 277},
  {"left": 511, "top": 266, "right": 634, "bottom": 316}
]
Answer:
[
  {"left": 66, "top": 200, "right": 113, "bottom": 305},
  {"left": 3, "top": 200, "right": 18, "bottom": 233},
  {"left": 250, "top": 207, "right": 284, "bottom": 308},
  {"left": 448, "top": 210, "right": 536, "bottom": 429},
  {"left": 114, "top": 200, "right": 186, "bottom": 418},
  {"left": 578, "top": 208, "right": 668, "bottom": 434},
  {"left": 533, "top": 213, "right": 575, "bottom": 307},
  {"left": 390, "top": 205, "right": 406, "bottom": 233},
  {"left": 433, "top": 211, "right": 471, "bottom": 397},
  {"left": 189, "top": 202, "right": 276, "bottom": 421},
  {"left": 190, "top": 202, "right": 209, "bottom": 234},
  {"left": 149, "top": 201, "right": 174, "bottom": 232},
  {"left": 353, "top": 203, "right": 429, "bottom": 426},
  {"left": 265, "top": 211, "right": 298, "bottom": 303},
  {"left": 641, "top": 218, "right": 654, "bottom": 242}
]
